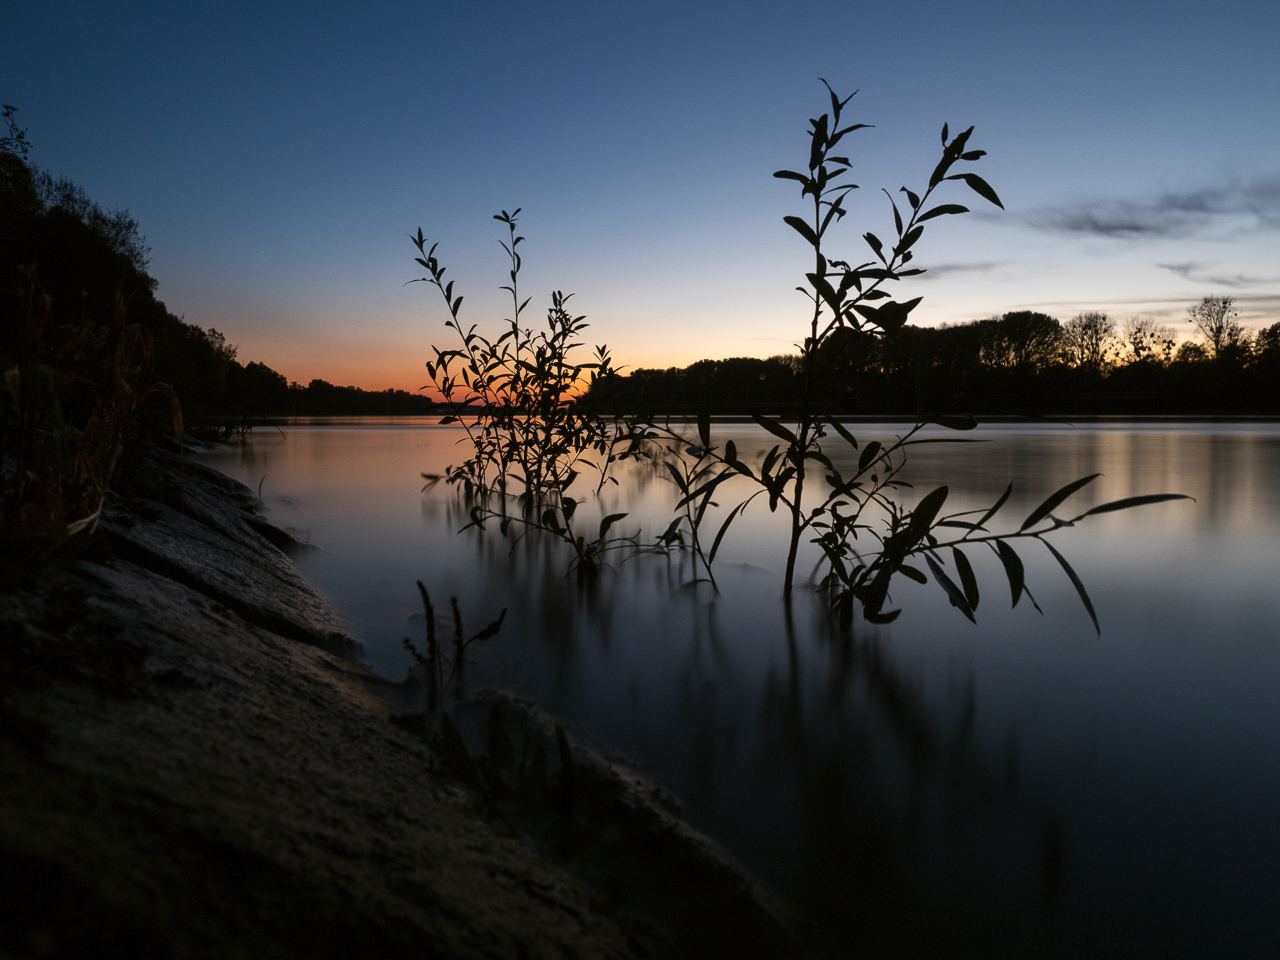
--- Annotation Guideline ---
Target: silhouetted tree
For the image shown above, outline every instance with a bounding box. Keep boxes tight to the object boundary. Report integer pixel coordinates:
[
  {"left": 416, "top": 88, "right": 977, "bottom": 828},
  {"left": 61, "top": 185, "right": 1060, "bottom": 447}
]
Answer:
[
  {"left": 1255, "top": 322, "right": 1280, "bottom": 365},
  {"left": 1, "top": 104, "right": 30, "bottom": 158},
  {"left": 2, "top": 123, "right": 251, "bottom": 424},
  {"left": 1061, "top": 311, "right": 1117, "bottom": 371},
  {"left": 988, "top": 311, "right": 1063, "bottom": 371},
  {"left": 1187, "top": 295, "right": 1244, "bottom": 359},
  {"left": 1120, "top": 316, "right": 1176, "bottom": 365},
  {"left": 31, "top": 169, "right": 152, "bottom": 279},
  {"left": 1174, "top": 341, "right": 1210, "bottom": 365}
]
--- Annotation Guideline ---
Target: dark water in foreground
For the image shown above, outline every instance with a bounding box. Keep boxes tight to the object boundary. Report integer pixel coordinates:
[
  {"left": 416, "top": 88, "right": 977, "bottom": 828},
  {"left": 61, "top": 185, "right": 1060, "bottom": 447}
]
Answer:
[{"left": 199, "top": 420, "right": 1280, "bottom": 958}]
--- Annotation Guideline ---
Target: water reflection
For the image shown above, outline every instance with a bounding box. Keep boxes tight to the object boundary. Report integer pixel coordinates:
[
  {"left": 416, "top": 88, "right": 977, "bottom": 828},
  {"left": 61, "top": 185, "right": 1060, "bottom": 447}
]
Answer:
[{"left": 199, "top": 420, "right": 1280, "bottom": 957}]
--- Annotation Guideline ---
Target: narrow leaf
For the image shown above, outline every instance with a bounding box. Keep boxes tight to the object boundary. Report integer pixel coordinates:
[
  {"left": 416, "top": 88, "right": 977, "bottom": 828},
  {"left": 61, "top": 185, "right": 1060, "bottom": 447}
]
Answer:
[
  {"left": 994, "top": 540, "right": 1025, "bottom": 607},
  {"left": 708, "top": 499, "right": 749, "bottom": 565},
  {"left": 773, "top": 170, "right": 810, "bottom": 185},
  {"left": 808, "top": 273, "right": 843, "bottom": 316},
  {"left": 975, "top": 482, "right": 1012, "bottom": 529},
  {"left": 663, "top": 461, "right": 688, "bottom": 494},
  {"left": 827, "top": 417, "right": 858, "bottom": 450},
  {"left": 931, "top": 414, "right": 977, "bottom": 430},
  {"left": 898, "top": 564, "right": 928, "bottom": 584},
  {"left": 784, "top": 215, "right": 819, "bottom": 247},
  {"left": 952, "top": 547, "right": 979, "bottom": 611},
  {"left": 926, "top": 554, "right": 976, "bottom": 623},
  {"left": 658, "top": 515, "right": 683, "bottom": 544},
  {"left": 1042, "top": 540, "right": 1099, "bottom": 636},
  {"left": 896, "top": 226, "right": 924, "bottom": 253},
  {"left": 1081, "top": 493, "right": 1193, "bottom": 517},
  {"left": 471, "top": 609, "right": 507, "bottom": 642},
  {"left": 599, "top": 512, "right": 628, "bottom": 539},
  {"left": 1021, "top": 474, "right": 1101, "bottom": 531},
  {"left": 911, "top": 486, "right": 949, "bottom": 532},
  {"left": 674, "top": 470, "right": 735, "bottom": 511},
  {"left": 929, "top": 155, "right": 953, "bottom": 189},
  {"left": 751, "top": 410, "right": 798, "bottom": 444},
  {"left": 954, "top": 172, "right": 1004, "bottom": 209},
  {"left": 857, "top": 440, "right": 882, "bottom": 473},
  {"left": 864, "top": 606, "right": 902, "bottom": 625},
  {"left": 917, "top": 203, "right": 970, "bottom": 222}
]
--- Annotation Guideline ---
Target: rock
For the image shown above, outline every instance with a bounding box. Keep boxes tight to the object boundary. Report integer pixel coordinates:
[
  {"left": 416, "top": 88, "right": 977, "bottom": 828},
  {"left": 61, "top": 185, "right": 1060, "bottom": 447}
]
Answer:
[
  {"left": 450, "top": 689, "right": 802, "bottom": 960},
  {"left": 100, "top": 451, "right": 354, "bottom": 654}
]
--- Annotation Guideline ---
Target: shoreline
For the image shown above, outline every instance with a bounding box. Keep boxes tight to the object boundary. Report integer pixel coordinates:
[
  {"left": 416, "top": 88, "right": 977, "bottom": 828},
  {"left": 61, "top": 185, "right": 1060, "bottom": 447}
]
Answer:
[
  {"left": 0, "top": 449, "right": 801, "bottom": 959},
  {"left": 206, "top": 413, "right": 1280, "bottom": 428}
]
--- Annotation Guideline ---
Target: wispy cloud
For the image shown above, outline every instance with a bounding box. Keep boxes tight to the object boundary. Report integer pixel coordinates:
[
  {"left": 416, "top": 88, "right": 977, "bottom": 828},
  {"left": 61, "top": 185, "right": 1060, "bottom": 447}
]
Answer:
[
  {"left": 1008, "top": 293, "right": 1280, "bottom": 326},
  {"left": 1017, "top": 294, "right": 1280, "bottom": 308},
  {"left": 1025, "top": 174, "right": 1280, "bottom": 240},
  {"left": 916, "top": 261, "right": 1004, "bottom": 280},
  {"left": 1156, "top": 261, "right": 1278, "bottom": 288},
  {"left": 1158, "top": 261, "right": 1199, "bottom": 281}
]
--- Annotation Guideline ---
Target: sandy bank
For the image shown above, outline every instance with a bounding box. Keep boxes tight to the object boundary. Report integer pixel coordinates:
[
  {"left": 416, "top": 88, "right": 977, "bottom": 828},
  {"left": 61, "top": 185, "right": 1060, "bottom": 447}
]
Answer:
[{"left": 0, "top": 451, "right": 802, "bottom": 959}]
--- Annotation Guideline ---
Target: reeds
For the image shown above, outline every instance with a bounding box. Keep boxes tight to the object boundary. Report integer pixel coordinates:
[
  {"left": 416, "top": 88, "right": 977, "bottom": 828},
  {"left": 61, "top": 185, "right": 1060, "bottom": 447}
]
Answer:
[
  {"left": 403, "top": 581, "right": 506, "bottom": 709},
  {"left": 1, "top": 266, "right": 180, "bottom": 576}
]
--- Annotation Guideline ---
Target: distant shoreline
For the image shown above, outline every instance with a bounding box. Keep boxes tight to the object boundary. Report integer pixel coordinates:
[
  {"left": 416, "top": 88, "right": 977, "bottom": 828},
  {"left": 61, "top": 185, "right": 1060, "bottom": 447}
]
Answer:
[{"left": 207, "top": 413, "right": 1280, "bottom": 427}]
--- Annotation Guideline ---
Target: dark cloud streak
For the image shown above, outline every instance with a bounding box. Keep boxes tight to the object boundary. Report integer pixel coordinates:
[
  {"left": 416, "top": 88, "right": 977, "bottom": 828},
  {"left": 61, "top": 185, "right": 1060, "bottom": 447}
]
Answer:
[
  {"left": 915, "top": 261, "right": 1004, "bottom": 280},
  {"left": 1006, "top": 294, "right": 1280, "bottom": 327},
  {"left": 1026, "top": 174, "right": 1280, "bottom": 240},
  {"left": 1156, "top": 261, "right": 1278, "bottom": 288}
]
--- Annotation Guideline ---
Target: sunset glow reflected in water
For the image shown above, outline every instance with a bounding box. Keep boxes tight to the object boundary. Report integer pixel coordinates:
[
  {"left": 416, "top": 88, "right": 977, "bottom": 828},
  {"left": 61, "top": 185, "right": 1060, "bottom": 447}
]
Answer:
[{"left": 199, "top": 420, "right": 1280, "bottom": 958}]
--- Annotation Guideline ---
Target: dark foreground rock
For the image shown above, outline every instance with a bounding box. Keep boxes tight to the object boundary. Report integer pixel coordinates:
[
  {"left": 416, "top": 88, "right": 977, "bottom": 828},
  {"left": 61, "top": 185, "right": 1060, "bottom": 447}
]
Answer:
[{"left": 0, "top": 452, "right": 801, "bottom": 959}]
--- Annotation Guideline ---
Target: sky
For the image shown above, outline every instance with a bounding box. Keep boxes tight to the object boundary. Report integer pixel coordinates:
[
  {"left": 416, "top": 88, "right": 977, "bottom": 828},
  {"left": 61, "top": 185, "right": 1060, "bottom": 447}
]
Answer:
[{"left": 6, "top": 0, "right": 1279, "bottom": 391}]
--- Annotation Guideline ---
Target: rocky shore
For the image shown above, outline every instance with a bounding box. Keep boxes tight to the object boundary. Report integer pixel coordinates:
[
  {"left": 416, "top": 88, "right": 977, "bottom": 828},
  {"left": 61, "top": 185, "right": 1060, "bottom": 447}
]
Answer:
[{"left": 0, "top": 451, "right": 802, "bottom": 959}]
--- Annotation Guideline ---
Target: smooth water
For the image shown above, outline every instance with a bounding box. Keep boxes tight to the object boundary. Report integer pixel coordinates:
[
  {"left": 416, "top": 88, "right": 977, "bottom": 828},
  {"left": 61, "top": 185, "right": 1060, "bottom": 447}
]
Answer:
[{"left": 198, "top": 420, "right": 1280, "bottom": 958}]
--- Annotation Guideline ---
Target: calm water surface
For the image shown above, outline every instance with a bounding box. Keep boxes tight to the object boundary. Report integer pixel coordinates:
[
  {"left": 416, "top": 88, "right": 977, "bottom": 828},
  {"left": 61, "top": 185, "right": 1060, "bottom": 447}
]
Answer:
[{"left": 199, "top": 420, "right": 1280, "bottom": 958}]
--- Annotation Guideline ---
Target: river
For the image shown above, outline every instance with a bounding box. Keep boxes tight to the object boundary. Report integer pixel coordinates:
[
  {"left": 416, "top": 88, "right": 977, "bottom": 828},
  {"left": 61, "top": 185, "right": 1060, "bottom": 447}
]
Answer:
[{"left": 198, "top": 419, "right": 1280, "bottom": 958}]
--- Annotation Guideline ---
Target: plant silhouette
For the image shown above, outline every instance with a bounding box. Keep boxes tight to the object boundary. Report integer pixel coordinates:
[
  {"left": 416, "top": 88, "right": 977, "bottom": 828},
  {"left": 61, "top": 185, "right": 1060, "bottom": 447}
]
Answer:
[{"left": 413, "top": 82, "right": 1192, "bottom": 632}]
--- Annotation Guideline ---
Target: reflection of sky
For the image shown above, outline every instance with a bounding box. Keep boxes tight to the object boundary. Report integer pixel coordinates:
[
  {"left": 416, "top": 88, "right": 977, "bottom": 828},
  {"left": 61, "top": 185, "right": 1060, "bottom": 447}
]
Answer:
[
  {"left": 7, "top": 1, "right": 1280, "bottom": 390},
  {"left": 200, "top": 421, "right": 1280, "bottom": 956}
]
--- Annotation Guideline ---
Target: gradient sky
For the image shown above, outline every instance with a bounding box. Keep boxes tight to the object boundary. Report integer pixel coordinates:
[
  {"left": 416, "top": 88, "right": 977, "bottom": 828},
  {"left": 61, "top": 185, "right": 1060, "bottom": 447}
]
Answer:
[{"left": 6, "top": 0, "right": 1279, "bottom": 391}]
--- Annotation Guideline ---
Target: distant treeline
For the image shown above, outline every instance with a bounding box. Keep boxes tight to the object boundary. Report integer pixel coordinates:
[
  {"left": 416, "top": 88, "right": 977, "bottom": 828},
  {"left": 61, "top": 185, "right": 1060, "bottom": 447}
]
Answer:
[
  {"left": 5, "top": 135, "right": 1277, "bottom": 425},
  {"left": 227, "top": 364, "right": 437, "bottom": 417},
  {"left": 1, "top": 146, "right": 438, "bottom": 426},
  {"left": 586, "top": 309, "right": 1280, "bottom": 418}
]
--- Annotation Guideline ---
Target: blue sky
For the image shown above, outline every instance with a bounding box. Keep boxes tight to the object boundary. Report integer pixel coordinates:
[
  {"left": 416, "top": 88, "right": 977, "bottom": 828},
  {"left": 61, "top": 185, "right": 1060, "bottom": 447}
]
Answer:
[{"left": 6, "top": 0, "right": 1278, "bottom": 389}]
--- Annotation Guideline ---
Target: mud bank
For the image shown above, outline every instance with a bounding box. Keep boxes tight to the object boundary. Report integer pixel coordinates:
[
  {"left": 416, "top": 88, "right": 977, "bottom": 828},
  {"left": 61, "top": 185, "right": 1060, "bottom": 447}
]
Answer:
[{"left": 0, "top": 451, "right": 802, "bottom": 959}]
